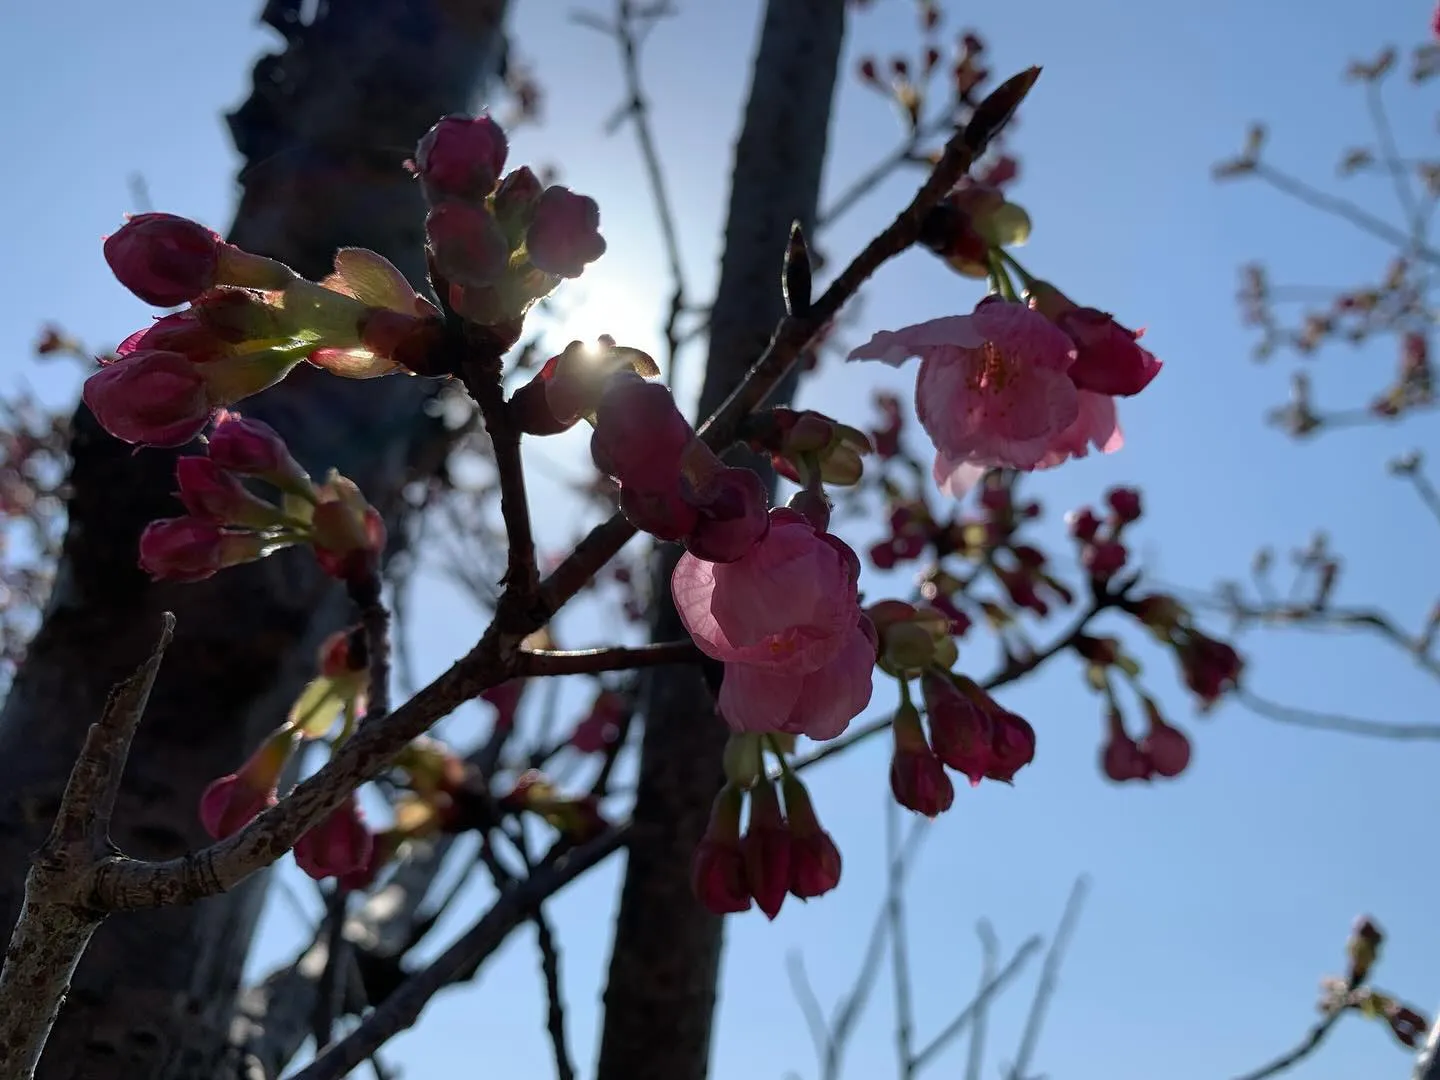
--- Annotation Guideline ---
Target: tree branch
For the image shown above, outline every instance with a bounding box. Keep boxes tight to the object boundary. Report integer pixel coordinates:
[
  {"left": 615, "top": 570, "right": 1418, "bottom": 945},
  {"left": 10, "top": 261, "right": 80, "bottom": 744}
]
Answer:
[
  {"left": 517, "top": 640, "right": 703, "bottom": 676},
  {"left": 0, "top": 613, "right": 174, "bottom": 1079},
  {"left": 886, "top": 802, "right": 918, "bottom": 1080},
  {"left": 1006, "top": 876, "right": 1089, "bottom": 1080},
  {"left": 1238, "top": 688, "right": 1440, "bottom": 740},
  {"left": 909, "top": 937, "right": 1042, "bottom": 1074},
  {"left": 966, "top": 921, "right": 1000, "bottom": 1080},
  {"left": 534, "top": 907, "right": 576, "bottom": 1080},
  {"left": 1229, "top": 1009, "right": 1344, "bottom": 1080}
]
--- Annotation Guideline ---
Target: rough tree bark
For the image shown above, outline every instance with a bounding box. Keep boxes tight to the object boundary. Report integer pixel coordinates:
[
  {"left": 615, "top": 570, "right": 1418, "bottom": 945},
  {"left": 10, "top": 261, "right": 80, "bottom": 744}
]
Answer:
[
  {"left": 594, "top": 4, "right": 846, "bottom": 1079},
  {"left": 0, "top": 3, "right": 509, "bottom": 1077}
]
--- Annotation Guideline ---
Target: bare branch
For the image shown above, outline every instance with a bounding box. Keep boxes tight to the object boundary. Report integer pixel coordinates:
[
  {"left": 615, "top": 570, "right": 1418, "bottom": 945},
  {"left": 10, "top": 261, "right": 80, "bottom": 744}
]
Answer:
[
  {"left": 887, "top": 802, "right": 918, "bottom": 1080},
  {"left": 517, "top": 640, "right": 702, "bottom": 677},
  {"left": 1229, "top": 1010, "right": 1344, "bottom": 1080},
  {"left": 534, "top": 908, "right": 576, "bottom": 1080},
  {"left": 910, "top": 937, "right": 1043, "bottom": 1074},
  {"left": 1007, "top": 876, "right": 1090, "bottom": 1080},
  {"left": 0, "top": 613, "right": 174, "bottom": 1079},
  {"left": 966, "top": 921, "right": 1000, "bottom": 1080},
  {"left": 1238, "top": 688, "right": 1440, "bottom": 740}
]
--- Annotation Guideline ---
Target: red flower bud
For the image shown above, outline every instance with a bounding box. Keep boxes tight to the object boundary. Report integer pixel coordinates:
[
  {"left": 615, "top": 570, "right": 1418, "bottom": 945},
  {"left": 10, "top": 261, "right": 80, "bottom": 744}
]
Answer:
[
  {"left": 425, "top": 201, "right": 511, "bottom": 288},
  {"left": 415, "top": 114, "right": 509, "bottom": 202},
  {"left": 482, "top": 678, "right": 528, "bottom": 731},
  {"left": 526, "top": 186, "right": 606, "bottom": 279},
  {"left": 1105, "top": 485, "right": 1143, "bottom": 524},
  {"left": 206, "top": 415, "right": 313, "bottom": 496},
  {"left": 889, "top": 703, "right": 955, "bottom": 816},
  {"left": 1083, "top": 539, "right": 1128, "bottom": 580},
  {"left": 104, "top": 213, "right": 223, "bottom": 307},
  {"left": 310, "top": 475, "right": 386, "bottom": 585},
  {"left": 293, "top": 794, "right": 374, "bottom": 881},
  {"left": 691, "top": 784, "right": 751, "bottom": 915},
  {"left": 741, "top": 780, "right": 792, "bottom": 920},
  {"left": 1100, "top": 710, "right": 1153, "bottom": 783},
  {"left": 117, "top": 311, "right": 228, "bottom": 364},
  {"left": 1177, "top": 630, "right": 1243, "bottom": 706},
  {"left": 1138, "top": 700, "right": 1190, "bottom": 778},
  {"left": 175, "top": 457, "right": 279, "bottom": 527},
  {"left": 84, "top": 350, "right": 211, "bottom": 448},
  {"left": 1057, "top": 308, "right": 1163, "bottom": 398},
  {"left": 985, "top": 706, "right": 1037, "bottom": 782},
  {"left": 199, "top": 727, "right": 298, "bottom": 839},
  {"left": 1066, "top": 506, "right": 1101, "bottom": 542},
  {"left": 138, "top": 517, "right": 270, "bottom": 583},
  {"left": 922, "top": 671, "right": 993, "bottom": 785},
  {"left": 781, "top": 774, "right": 841, "bottom": 899},
  {"left": 683, "top": 465, "right": 771, "bottom": 564}
]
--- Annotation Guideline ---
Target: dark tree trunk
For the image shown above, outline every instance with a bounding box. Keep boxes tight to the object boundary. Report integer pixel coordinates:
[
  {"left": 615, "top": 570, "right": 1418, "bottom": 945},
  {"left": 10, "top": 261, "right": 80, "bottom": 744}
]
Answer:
[
  {"left": 0, "top": 3, "right": 509, "bottom": 1077},
  {"left": 593, "top": 5, "right": 846, "bottom": 1080}
]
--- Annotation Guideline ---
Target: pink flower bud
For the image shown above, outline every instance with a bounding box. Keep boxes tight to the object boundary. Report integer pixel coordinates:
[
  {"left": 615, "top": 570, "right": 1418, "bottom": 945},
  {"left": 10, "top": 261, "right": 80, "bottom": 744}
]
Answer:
[
  {"left": 691, "top": 785, "right": 752, "bottom": 915},
  {"left": 683, "top": 466, "right": 771, "bottom": 563},
  {"left": 619, "top": 485, "right": 701, "bottom": 542},
  {"left": 1177, "top": 630, "right": 1243, "bottom": 706},
  {"left": 138, "top": 517, "right": 270, "bottom": 582},
  {"left": 104, "top": 213, "right": 223, "bottom": 307},
  {"left": 781, "top": 774, "right": 841, "bottom": 900},
  {"left": 1106, "top": 486, "right": 1143, "bottom": 524},
  {"left": 526, "top": 186, "right": 606, "bottom": 278},
  {"left": 740, "top": 780, "right": 791, "bottom": 921},
  {"left": 83, "top": 350, "right": 211, "bottom": 448},
  {"left": 591, "top": 375, "right": 695, "bottom": 489},
  {"left": 1083, "top": 539, "right": 1128, "bottom": 580},
  {"left": 1057, "top": 308, "right": 1162, "bottom": 398},
  {"left": 117, "top": 311, "right": 227, "bottom": 363},
  {"left": 921, "top": 672, "right": 993, "bottom": 785},
  {"left": 311, "top": 474, "right": 386, "bottom": 584},
  {"left": 206, "top": 415, "right": 312, "bottom": 495},
  {"left": 198, "top": 727, "right": 298, "bottom": 839},
  {"left": 175, "top": 457, "right": 280, "bottom": 527},
  {"left": 889, "top": 703, "right": 955, "bottom": 816},
  {"left": 415, "top": 114, "right": 509, "bottom": 202},
  {"left": 1100, "top": 710, "right": 1153, "bottom": 783},
  {"left": 1066, "top": 506, "right": 1101, "bottom": 541},
  {"left": 318, "top": 626, "right": 367, "bottom": 680},
  {"left": 985, "top": 707, "right": 1037, "bottom": 782},
  {"left": 425, "top": 201, "right": 511, "bottom": 288},
  {"left": 293, "top": 794, "right": 375, "bottom": 881},
  {"left": 1139, "top": 705, "right": 1190, "bottom": 779},
  {"left": 493, "top": 167, "right": 544, "bottom": 231}
]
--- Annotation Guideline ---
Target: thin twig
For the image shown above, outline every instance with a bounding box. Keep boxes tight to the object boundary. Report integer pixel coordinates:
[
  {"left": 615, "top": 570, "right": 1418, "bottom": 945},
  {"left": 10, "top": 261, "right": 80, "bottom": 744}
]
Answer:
[
  {"left": 887, "top": 802, "right": 917, "bottom": 1080},
  {"left": 786, "top": 952, "right": 831, "bottom": 1068},
  {"left": 1237, "top": 688, "right": 1440, "bottom": 740},
  {"left": 1007, "top": 876, "right": 1089, "bottom": 1080},
  {"left": 0, "top": 613, "right": 174, "bottom": 1079},
  {"left": 1229, "top": 1009, "right": 1345, "bottom": 1080},
  {"left": 517, "top": 640, "right": 702, "bottom": 677},
  {"left": 817, "top": 116, "right": 950, "bottom": 230},
  {"left": 310, "top": 886, "right": 351, "bottom": 1054},
  {"left": 967, "top": 921, "right": 1000, "bottom": 1080},
  {"left": 291, "top": 825, "right": 629, "bottom": 1080},
  {"left": 1400, "top": 467, "right": 1440, "bottom": 530},
  {"left": 533, "top": 907, "right": 576, "bottom": 1080},
  {"left": 1253, "top": 162, "right": 1440, "bottom": 265},
  {"left": 1364, "top": 80, "right": 1422, "bottom": 241},
  {"left": 910, "top": 938, "right": 1043, "bottom": 1073}
]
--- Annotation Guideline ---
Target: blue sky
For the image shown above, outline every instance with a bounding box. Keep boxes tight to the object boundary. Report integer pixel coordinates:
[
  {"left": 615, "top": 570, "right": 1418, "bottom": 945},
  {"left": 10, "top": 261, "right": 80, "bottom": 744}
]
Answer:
[{"left": 2, "top": 2, "right": 1438, "bottom": 1079}]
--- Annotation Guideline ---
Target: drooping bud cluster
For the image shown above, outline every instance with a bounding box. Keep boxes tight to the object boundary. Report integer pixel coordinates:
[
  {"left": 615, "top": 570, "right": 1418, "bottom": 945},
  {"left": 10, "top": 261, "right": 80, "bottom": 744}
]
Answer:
[
  {"left": 412, "top": 113, "right": 606, "bottom": 332},
  {"left": 89, "top": 228, "right": 446, "bottom": 447},
  {"left": 590, "top": 371, "right": 772, "bottom": 563},
  {"left": 691, "top": 772, "right": 842, "bottom": 920},
  {"left": 139, "top": 415, "right": 384, "bottom": 588},
  {"left": 1121, "top": 591, "right": 1244, "bottom": 709},
  {"left": 1099, "top": 698, "right": 1191, "bottom": 783},
  {"left": 1065, "top": 484, "right": 1143, "bottom": 586}
]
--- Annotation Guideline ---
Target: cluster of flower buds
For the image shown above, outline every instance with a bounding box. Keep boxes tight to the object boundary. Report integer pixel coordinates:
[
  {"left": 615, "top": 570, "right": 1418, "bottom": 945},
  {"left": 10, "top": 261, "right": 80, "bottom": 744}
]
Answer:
[
  {"left": 742, "top": 407, "right": 873, "bottom": 487},
  {"left": 590, "top": 371, "right": 771, "bottom": 563},
  {"left": 691, "top": 771, "right": 842, "bottom": 920},
  {"left": 198, "top": 626, "right": 387, "bottom": 883},
  {"left": 918, "top": 178, "right": 1032, "bottom": 280},
  {"left": 888, "top": 668, "right": 1036, "bottom": 816},
  {"left": 138, "top": 415, "right": 384, "bottom": 589},
  {"left": 1124, "top": 592, "right": 1244, "bottom": 708},
  {"left": 855, "top": 18, "right": 1000, "bottom": 128},
  {"left": 868, "top": 600, "right": 958, "bottom": 676},
  {"left": 88, "top": 217, "right": 446, "bottom": 447},
  {"left": 1066, "top": 485, "right": 1143, "bottom": 587},
  {"left": 1318, "top": 915, "right": 1432, "bottom": 1049},
  {"left": 413, "top": 113, "right": 605, "bottom": 332},
  {"left": 1099, "top": 698, "right": 1191, "bottom": 783}
]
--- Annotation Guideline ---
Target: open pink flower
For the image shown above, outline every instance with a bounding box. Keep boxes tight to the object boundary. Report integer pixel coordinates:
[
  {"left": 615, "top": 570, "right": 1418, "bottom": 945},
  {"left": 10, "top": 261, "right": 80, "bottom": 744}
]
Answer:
[
  {"left": 673, "top": 508, "right": 873, "bottom": 739},
  {"left": 848, "top": 298, "right": 1079, "bottom": 472},
  {"left": 1033, "top": 390, "right": 1124, "bottom": 469}
]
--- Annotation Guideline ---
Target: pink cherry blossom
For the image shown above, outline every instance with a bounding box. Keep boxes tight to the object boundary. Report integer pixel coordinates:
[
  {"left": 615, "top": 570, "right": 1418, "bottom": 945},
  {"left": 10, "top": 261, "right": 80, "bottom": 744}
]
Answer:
[
  {"left": 848, "top": 298, "right": 1079, "bottom": 472},
  {"left": 672, "top": 508, "right": 873, "bottom": 740},
  {"left": 1032, "top": 390, "right": 1124, "bottom": 470}
]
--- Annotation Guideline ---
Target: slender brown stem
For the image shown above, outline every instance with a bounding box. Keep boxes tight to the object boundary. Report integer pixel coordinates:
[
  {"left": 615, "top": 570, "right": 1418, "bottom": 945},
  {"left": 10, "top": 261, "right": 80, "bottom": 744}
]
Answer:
[
  {"left": 534, "top": 908, "right": 576, "bottom": 1080},
  {"left": 518, "top": 641, "right": 703, "bottom": 677}
]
